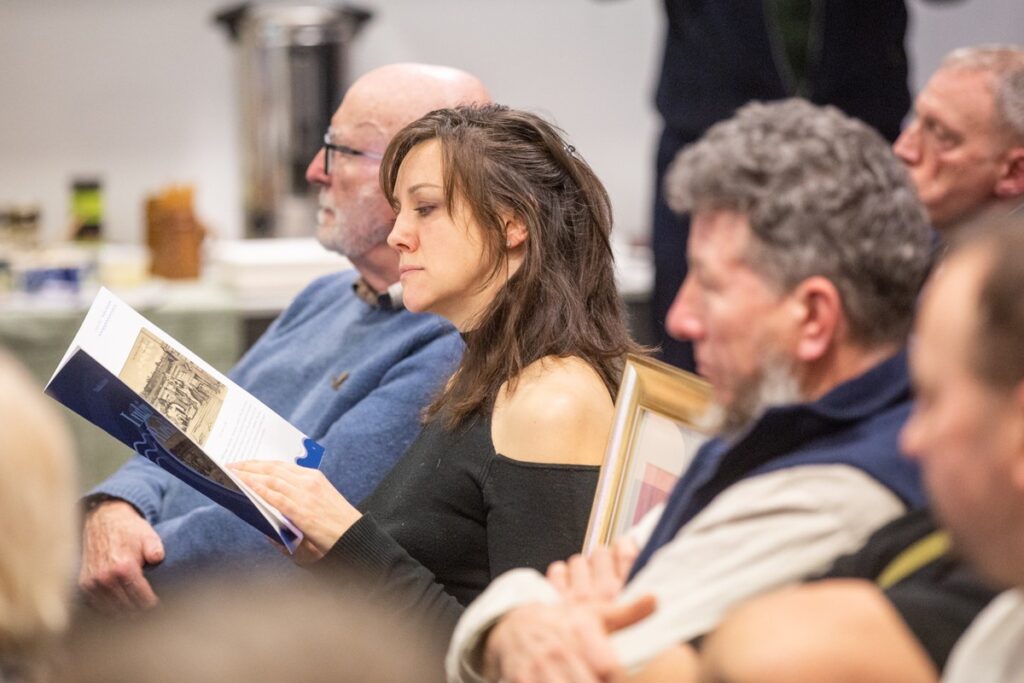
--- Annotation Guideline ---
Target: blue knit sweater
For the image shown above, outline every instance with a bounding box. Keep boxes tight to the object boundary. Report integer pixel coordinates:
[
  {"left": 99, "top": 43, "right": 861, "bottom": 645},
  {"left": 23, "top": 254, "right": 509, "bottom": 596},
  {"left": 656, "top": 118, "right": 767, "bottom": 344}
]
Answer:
[{"left": 91, "top": 270, "right": 463, "bottom": 583}]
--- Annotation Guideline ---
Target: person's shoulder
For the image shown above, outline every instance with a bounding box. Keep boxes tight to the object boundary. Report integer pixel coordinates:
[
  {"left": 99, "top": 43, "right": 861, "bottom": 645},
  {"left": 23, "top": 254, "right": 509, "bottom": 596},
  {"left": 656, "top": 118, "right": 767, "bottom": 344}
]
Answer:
[
  {"left": 300, "top": 269, "right": 360, "bottom": 301},
  {"left": 277, "top": 269, "right": 358, "bottom": 320},
  {"left": 255, "top": 270, "right": 357, "bottom": 338},
  {"left": 491, "top": 356, "right": 614, "bottom": 467},
  {"left": 502, "top": 356, "right": 612, "bottom": 426}
]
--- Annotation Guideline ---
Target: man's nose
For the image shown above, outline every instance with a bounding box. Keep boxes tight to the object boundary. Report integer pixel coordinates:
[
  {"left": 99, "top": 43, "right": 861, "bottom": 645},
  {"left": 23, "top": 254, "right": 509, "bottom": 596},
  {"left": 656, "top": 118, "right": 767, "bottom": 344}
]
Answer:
[
  {"left": 665, "top": 278, "right": 704, "bottom": 342},
  {"left": 893, "top": 121, "right": 922, "bottom": 166},
  {"left": 306, "top": 148, "right": 330, "bottom": 187}
]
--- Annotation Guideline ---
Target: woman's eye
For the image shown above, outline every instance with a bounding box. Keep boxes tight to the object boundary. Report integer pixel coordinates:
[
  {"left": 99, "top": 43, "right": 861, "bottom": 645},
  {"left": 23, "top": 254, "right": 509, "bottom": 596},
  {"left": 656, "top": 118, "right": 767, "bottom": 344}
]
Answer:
[{"left": 415, "top": 205, "right": 435, "bottom": 217}]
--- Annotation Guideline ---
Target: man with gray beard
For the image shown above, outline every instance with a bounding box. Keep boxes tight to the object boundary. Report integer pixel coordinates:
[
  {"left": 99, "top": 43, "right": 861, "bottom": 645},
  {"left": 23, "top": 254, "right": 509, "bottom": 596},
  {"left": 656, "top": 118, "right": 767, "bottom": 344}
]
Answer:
[
  {"left": 446, "top": 99, "right": 935, "bottom": 683},
  {"left": 78, "top": 63, "right": 490, "bottom": 613}
]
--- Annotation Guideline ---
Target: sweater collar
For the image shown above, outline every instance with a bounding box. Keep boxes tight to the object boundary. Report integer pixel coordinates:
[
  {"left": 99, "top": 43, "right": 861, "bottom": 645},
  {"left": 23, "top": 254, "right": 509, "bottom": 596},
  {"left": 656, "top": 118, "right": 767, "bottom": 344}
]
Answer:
[{"left": 351, "top": 276, "right": 403, "bottom": 311}]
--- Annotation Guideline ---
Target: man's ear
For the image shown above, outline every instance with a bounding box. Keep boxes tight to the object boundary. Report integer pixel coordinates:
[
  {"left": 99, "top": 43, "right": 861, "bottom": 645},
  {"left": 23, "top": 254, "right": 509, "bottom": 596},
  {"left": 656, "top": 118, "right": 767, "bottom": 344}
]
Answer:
[
  {"left": 504, "top": 213, "right": 528, "bottom": 249},
  {"left": 995, "top": 147, "right": 1024, "bottom": 200},
  {"left": 790, "top": 276, "right": 842, "bottom": 363}
]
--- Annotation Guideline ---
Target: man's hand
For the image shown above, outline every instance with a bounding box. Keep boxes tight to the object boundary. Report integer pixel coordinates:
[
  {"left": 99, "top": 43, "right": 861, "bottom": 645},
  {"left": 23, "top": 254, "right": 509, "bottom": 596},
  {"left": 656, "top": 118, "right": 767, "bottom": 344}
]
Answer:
[
  {"left": 79, "top": 499, "right": 164, "bottom": 613},
  {"left": 483, "top": 596, "right": 656, "bottom": 683},
  {"left": 546, "top": 538, "right": 639, "bottom": 604}
]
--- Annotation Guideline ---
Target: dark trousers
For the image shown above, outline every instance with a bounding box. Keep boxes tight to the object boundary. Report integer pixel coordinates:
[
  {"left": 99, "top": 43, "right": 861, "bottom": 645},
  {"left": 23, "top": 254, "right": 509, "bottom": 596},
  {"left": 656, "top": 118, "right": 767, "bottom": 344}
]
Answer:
[{"left": 651, "top": 126, "right": 696, "bottom": 372}]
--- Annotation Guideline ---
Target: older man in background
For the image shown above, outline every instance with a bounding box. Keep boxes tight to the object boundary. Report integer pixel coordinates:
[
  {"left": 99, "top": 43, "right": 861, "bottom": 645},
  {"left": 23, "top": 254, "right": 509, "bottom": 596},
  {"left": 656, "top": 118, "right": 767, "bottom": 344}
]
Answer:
[
  {"left": 447, "top": 99, "right": 935, "bottom": 683},
  {"left": 79, "top": 63, "right": 490, "bottom": 612},
  {"left": 895, "top": 45, "right": 1024, "bottom": 235}
]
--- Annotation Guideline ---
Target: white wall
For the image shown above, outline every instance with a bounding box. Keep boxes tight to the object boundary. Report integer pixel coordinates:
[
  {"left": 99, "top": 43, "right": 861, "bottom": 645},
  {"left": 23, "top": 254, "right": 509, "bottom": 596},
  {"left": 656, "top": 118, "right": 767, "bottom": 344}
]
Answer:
[
  {"left": 0, "top": 0, "right": 661, "bottom": 245},
  {"left": 353, "top": 1, "right": 662, "bottom": 245},
  {"left": 0, "top": 0, "right": 1021, "bottom": 246},
  {"left": 908, "top": 0, "right": 1024, "bottom": 91},
  {"left": 0, "top": 0, "right": 241, "bottom": 244}
]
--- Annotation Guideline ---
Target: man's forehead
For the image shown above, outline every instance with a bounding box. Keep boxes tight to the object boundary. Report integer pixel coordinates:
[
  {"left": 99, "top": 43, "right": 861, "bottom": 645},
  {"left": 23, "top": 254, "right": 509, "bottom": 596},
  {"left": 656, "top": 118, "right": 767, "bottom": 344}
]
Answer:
[
  {"left": 330, "top": 87, "right": 390, "bottom": 141},
  {"left": 690, "top": 210, "right": 752, "bottom": 257},
  {"left": 328, "top": 116, "right": 387, "bottom": 143},
  {"left": 692, "top": 209, "right": 751, "bottom": 237},
  {"left": 920, "top": 68, "right": 997, "bottom": 127},
  {"left": 927, "top": 65, "right": 994, "bottom": 96}
]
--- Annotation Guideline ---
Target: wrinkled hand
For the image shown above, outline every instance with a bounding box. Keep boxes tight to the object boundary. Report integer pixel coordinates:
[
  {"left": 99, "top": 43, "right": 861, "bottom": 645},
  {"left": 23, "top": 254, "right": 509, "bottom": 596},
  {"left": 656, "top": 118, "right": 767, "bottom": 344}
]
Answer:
[
  {"left": 231, "top": 460, "right": 361, "bottom": 565},
  {"left": 484, "top": 597, "right": 657, "bottom": 683},
  {"left": 546, "top": 538, "right": 639, "bottom": 605},
  {"left": 79, "top": 499, "right": 164, "bottom": 613}
]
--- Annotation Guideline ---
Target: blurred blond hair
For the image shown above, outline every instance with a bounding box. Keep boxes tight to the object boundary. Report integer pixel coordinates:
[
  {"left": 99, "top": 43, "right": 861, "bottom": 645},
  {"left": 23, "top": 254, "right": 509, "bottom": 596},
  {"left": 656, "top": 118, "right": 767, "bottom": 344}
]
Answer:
[{"left": 0, "top": 349, "right": 77, "bottom": 658}]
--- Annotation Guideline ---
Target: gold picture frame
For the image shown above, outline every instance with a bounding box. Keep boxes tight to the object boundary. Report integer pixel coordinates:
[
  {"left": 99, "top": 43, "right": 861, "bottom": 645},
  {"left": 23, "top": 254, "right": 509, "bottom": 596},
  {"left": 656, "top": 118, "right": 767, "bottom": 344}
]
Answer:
[{"left": 583, "top": 354, "right": 712, "bottom": 552}]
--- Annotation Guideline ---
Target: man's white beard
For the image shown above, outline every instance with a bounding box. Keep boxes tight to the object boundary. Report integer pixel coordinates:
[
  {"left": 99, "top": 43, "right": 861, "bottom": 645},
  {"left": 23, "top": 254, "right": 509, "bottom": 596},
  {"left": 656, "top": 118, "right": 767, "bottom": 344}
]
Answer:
[
  {"left": 315, "top": 188, "right": 393, "bottom": 258},
  {"left": 697, "top": 358, "right": 803, "bottom": 438}
]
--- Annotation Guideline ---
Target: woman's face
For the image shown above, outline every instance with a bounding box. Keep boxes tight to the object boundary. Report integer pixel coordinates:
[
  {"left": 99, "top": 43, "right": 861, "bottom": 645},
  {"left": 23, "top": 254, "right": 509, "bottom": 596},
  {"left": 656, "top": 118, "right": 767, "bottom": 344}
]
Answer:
[{"left": 387, "top": 139, "right": 509, "bottom": 330}]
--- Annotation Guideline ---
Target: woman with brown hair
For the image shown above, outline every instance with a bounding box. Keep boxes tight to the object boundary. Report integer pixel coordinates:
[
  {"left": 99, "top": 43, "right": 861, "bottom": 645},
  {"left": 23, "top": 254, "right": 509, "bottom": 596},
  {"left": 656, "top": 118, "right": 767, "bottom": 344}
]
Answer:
[{"left": 234, "top": 104, "right": 639, "bottom": 638}]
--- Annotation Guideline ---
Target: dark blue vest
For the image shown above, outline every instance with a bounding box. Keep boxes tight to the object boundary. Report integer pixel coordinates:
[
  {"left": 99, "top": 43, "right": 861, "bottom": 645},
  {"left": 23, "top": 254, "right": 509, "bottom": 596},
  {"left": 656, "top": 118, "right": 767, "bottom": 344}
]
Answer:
[{"left": 629, "top": 350, "right": 925, "bottom": 580}]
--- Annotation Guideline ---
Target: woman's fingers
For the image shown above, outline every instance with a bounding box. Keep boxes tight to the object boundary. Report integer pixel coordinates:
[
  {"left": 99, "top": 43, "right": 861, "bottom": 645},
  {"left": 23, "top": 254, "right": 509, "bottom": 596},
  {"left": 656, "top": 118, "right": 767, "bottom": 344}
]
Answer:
[
  {"left": 231, "top": 461, "right": 361, "bottom": 558},
  {"left": 233, "top": 470, "right": 306, "bottom": 520},
  {"left": 230, "top": 459, "right": 293, "bottom": 475},
  {"left": 232, "top": 462, "right": 329, "bottom": 515}
]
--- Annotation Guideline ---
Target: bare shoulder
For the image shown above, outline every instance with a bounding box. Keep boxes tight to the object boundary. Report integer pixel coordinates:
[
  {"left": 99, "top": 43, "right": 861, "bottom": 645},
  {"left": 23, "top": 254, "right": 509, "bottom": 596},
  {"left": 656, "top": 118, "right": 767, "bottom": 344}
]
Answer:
[{"left": 491, "top": 356, "right": 615, "bottom": 466}]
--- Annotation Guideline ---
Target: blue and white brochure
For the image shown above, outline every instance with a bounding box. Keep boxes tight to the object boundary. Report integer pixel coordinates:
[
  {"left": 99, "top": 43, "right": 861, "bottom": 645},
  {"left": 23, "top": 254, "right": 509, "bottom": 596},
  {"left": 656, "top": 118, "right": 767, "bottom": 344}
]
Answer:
[{"left": 45, "top": 287, "right": 325, "bottom": 553}]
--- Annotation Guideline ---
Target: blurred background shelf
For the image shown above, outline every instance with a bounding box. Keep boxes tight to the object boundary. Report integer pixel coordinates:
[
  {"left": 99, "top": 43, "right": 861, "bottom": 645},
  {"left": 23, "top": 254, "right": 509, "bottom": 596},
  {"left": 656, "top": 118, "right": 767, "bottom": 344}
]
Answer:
[{"left": 0, "top": 236, "right": 654, "bottom": 489}]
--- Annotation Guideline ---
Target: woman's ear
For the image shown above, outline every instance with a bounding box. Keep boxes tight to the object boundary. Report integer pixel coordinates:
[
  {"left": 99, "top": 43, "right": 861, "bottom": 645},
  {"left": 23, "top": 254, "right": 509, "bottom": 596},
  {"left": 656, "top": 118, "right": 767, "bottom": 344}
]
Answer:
[{"left": 504, "top": 213, "right": 528, "bottom": 249}]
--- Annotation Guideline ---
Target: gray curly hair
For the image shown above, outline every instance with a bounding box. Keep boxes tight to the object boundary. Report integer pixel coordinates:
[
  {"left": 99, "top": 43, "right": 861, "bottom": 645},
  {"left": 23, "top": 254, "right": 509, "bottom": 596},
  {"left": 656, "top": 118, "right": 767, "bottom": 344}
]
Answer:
[{"left": 665, "top": 98, "right": 934, "bottom": 348}]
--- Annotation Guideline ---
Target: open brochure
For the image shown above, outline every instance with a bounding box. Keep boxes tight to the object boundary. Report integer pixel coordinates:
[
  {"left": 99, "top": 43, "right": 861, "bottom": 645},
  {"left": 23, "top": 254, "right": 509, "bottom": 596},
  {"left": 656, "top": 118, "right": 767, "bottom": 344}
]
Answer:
[{"left": 45, "top": 287, "right": 324, "bottom": 553}]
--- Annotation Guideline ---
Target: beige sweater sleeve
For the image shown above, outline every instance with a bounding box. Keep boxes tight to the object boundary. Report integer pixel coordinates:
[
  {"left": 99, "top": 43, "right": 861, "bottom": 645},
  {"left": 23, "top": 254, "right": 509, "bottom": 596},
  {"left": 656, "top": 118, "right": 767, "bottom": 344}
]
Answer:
[{"left": 446, "top": 464, "right": 905, "bottom": 681}]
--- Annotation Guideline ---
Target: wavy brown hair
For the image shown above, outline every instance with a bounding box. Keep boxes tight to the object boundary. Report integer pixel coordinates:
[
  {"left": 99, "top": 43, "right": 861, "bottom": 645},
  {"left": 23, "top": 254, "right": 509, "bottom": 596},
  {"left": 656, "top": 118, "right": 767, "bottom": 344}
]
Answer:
[{"left": 380, "top": 104, "right": 641, "bottom": 428}]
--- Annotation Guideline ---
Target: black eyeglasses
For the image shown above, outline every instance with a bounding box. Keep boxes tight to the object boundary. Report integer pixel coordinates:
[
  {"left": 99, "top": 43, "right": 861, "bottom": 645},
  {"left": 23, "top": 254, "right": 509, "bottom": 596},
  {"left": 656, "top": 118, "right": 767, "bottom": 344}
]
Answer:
[{"left": 323, "top": 132, "right": 384, "bottom": 175}]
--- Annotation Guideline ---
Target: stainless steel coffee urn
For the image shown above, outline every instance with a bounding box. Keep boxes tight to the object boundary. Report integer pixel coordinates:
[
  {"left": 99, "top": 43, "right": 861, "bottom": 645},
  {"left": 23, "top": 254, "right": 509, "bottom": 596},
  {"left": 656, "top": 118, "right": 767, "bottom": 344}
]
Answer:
[{"left": 216, "top": 3, "right": 372, "bottom": 238}]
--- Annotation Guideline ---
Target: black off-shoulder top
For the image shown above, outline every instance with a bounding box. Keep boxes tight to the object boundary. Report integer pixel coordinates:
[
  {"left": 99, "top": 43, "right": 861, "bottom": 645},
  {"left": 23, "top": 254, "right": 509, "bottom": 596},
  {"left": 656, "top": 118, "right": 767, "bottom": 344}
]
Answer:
[{"left": 319, "top": 409, "right": 600, "bottom": 641}]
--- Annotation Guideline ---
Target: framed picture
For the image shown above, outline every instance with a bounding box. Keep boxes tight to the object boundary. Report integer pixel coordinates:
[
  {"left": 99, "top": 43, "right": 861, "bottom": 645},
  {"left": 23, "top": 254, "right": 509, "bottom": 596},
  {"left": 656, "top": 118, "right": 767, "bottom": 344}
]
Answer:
[{"left": 583, "top": 354, "right": 712, "bottom": 552}]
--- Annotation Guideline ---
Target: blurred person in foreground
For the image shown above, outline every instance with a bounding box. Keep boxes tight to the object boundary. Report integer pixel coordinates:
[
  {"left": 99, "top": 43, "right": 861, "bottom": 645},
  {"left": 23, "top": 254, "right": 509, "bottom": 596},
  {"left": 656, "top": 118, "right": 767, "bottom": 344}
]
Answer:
[
  {"left": 652, "top": 219, "right": 1024, "bottom": 683},
  {"left": 0, "top": 350, "right": 77, "bottom": 681},
  {"left": 78, "top": 63, "right": 490, "bottom": 612},
  {"left": 61, "top": 574, "right": 445, "bottom": 683},
  {"left": 894, "top": 45, "right": 1024, "bottom": 237},
  {"left": 446, "top": 98, "right": 935, "bottom": 682}
]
